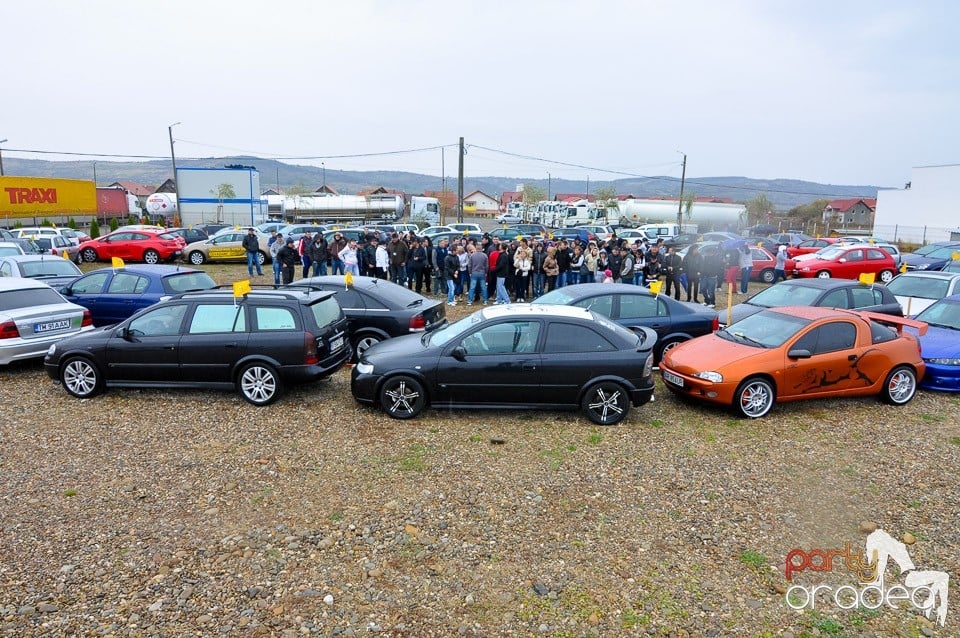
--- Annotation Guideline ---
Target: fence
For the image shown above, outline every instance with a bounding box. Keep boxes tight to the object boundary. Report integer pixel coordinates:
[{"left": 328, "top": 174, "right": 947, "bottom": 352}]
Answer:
[{"left": 872, "top": 225, "right": 959, "bottom": 245}]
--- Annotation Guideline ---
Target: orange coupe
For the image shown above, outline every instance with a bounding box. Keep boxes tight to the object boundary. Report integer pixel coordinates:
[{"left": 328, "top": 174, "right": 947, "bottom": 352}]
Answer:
[{"left": 660, "top": 307, "right": 926, "bottom": 418}]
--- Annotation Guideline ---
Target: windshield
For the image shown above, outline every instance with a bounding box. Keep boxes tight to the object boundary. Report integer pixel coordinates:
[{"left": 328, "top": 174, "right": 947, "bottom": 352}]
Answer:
[
  {"left": 746, "top": 283, "right": 824, "bottom": 308},
  {"left": 20, "top": 260, "right": 82, "bottom": 278},
  {"left": 815, "top": 247, "right": 846, "bottom": 261},
  {"left": 912, "top": 244, "right": 952, "bottom": 257},
  {"left": 887, "top": 276, "right": 951, "bottom": 300},
  {"left": 915, "top": 299, "right": 960, "bottom": 330},
  {"left": 0, "top": 247, "right": 22, "bottom": 256},
  {"left": 0, "top": 287, "right": 66, "bottom": 311},
  {"left": 427, "top": 312, "right": 485, "bottom": 347},
  {"left": 532, "top": 290, "right": 576, "bottom": 305},
  {"left": 717, "top": 310, "right": 811, "bottom": 348}
]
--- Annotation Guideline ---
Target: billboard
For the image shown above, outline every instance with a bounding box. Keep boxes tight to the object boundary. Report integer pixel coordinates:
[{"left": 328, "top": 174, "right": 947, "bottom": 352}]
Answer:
[
  {"left": 1, "top": 177, "right": 97, "bottom": 218},
  {"left": 177, "top": 167, "right": 263, "bottom": 226}
]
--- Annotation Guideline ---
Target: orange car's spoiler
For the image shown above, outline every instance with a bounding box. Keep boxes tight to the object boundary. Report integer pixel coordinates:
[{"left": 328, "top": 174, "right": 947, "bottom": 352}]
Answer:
[{"left": 857, "top": 310, "right": 928, "bottom": 336}]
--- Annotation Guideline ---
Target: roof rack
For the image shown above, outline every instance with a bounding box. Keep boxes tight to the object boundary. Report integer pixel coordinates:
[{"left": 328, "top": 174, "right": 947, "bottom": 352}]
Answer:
[{"left": 170, "top": 284, "right": 331, "bottom": 301}]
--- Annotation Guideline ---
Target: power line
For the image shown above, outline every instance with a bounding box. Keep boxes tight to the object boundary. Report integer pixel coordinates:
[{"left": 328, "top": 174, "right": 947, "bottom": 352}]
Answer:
[{"left": 174, "top": 139, "right": 458, "bottom": 160}]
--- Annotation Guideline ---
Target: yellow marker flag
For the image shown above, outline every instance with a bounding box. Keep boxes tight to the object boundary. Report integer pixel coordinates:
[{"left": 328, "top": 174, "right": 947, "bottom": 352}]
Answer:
[
  {"left": 953, "top": 251, "right": 960, "bottom": 261},
  {"left": 111, "top": 257, "right": 124, "bottom": 269},
  {"left": 900, "top": 262, "right": 908, "bottom": 273},
  {"left": 233, "top": 279, "right": 251, "bottom": 297},
  {"left": 648, "top": 280, "right": 663, "bottom": 295},
  {"left": 858, "top": 272, "right": 876, "bottom": 285},
  {"left": 758, "top": 241, "right": 763, "bottom": 248},
  {"left": 344, "top": 271, "right": 354, "bottom": 289},
  {"left": 516, "top": 234, "right": 523, "bottom": 240},
  {"left": 548, "top": 233, "right": 554, "bottom": 239},
  {"left": 462, "top": 230, "right": 468, "bottom": 235},
  {"left": 869, "top": 238, "right": 875, "bottom": 244},
  {"left": 234, "top": 225, "right": 240, "bottom": 230},
  {"left": 61, "top": 250, "right": 70, "bottom": 259}
]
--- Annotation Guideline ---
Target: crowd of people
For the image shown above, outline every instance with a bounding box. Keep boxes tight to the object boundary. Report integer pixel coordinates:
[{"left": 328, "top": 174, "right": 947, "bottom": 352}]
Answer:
[{"left": 258, "top": 227, "right": 785, "bottom": 307}]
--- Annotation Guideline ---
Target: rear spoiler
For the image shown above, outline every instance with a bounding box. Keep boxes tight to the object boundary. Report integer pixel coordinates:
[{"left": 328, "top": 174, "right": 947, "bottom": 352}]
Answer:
[{"left": 856, "top": 310, "right": 928, "bottom": 336}]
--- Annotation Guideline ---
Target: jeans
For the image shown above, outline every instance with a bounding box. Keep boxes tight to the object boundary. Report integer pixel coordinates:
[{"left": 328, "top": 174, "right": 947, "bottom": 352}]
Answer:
[
  {"left": 740, "top": 267, "right": 751, "bottom": 293},
  {"left": 496, "top": 277, "right": 510, "bottom": 303},
  {"left": 515, "top": 273, "right": 530, "bottom": 300},
  {"left": 557, "top": 271, "right": 567, "bottom": 288},
  {"left": 273, "top": 258, "right": 282, "bottom": 285},
  {"left": 701, "top": 275, "right": 717, "bottom": 304},
  {"left": 533, "top": 272, "right": 545, "bottom": 297},
  {"left": 447, "top": 279, "right": 456, "bottom": 303},
  {"left": 330, "top": 259, "right": 345, "bottom": 275},
  {"left": 774, "top": 268, "right": 786, "bottom": 283},
  {"left": 686, "top": 275, "right": 700, "bottom": 302},
  {"left": 632, "top": 272, "right": 644, "bottom": 286},
  {"left": 311, "top": 259, "right": 328, "bottom": 277},
  {"left": 301, "top": 255, "right": 312, "bottom": 279},
  {"left": 389, "top": 264, "right": 406, "bottom": 285},
  {"left": 247, "top": 251, "right": 262, "bottom": 276},
  {"left": 344, "top": 263, "right": 360, "bottom": 276},
  {"left": 468, "top": 273, "right": 487, "bottom": 303},
  {"left": 568, "top": 270, "right": 580, "bottom": 286}
]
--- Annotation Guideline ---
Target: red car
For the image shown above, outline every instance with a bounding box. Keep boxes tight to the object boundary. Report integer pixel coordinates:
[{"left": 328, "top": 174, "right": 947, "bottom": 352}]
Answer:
[
  {"left": 746, "top": 245, "right": 797, "bottom": 284},
  {"left": 793, "top": 245, "right": 896, "bottom": 282},
  {"left": 786, "top": 238, "right": 839, "bottom": 259},
  {"left": 79, "top": 230, "right": 186, "bottom": 265}
]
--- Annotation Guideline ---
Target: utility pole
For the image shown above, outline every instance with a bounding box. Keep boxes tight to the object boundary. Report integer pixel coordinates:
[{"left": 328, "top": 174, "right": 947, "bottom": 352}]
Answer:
[
  {"left": 92, "top": 161, "right": 97, "bottom": 186},
  {"left": 0, "top": 139, "right": 7, "bottom": 177},
  {"left": 585, "top": 175, "right": 589, "bottom": 201},
  {"left": 169, "top": 122, "right": 181, "bottom": 224},
  {"left": 677, "top": 152, "right": 687, "bottom": 227},
  {"left": 457, "top": 137, "right": 464, "bottom": 223},
  {"left": 441, "top": 147, "right": 446, "bottom": 225},
  {"left": 547, "top": 172, "right": 551, "bottom": 200}
]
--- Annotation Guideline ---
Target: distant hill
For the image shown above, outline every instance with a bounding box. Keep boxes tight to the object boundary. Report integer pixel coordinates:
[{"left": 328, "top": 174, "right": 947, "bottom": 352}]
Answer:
[{"left": 1, "top": 157, "right": 881, "bottom": 210}]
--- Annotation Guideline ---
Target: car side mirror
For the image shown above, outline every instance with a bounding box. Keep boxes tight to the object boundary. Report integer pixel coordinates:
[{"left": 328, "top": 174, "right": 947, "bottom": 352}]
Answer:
[
  {"left": 62, "top": 287, "right": 72, "bottom": 295},
  {"left": 120, "top": 326, "right": 133, "bottom": 340},
  {"left": 838, "top": 258, "right": 847, "bottom": 263},
  {"left": 788, "top": 348, "right": 812, "bottom": 359},
  {"left": 451, "top": 346, "right": 467, "bottom": 361}
]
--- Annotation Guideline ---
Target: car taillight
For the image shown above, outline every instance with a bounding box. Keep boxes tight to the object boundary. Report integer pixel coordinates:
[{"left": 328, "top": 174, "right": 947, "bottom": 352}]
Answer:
[
  {"left": 81, "top": 310, "right": 93, "bottom": 328},
  {"left": 304, "top": 331, "right": 319, "bottom": 365},
  {"left": 711, "top": 315, "right": 719, "bottom": 332},
  {"left": 0, "top": 320, "right": 20, "bottom": 339},
  {"left": 409, "top": 314, "right": 426, "bottom": 331}
]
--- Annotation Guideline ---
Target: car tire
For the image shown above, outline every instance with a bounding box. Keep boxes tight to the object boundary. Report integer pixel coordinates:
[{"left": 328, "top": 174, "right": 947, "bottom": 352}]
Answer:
[
  {"left": 74, "top": 252, "right": 83, "bottom": 265},
  {"left": 816, "top": 270, "right": 831, "bottom": 279},
  {"left": 733, "top": 376, "right": 775, "bottom": 418},
  {"left": 189, "top": 251, "right": 206, "bottom": 265},
  {"left": 60, "top": 356, "right": 104, "bottom": 399},
  {"left": 880, "top": 365, "right": 916, "bottom": 406},
  {"left": 581, "top": 381, "right": 630, "bottom": 425},
  {"left": 81, "top": 248, "right": 98, "bottom": 263},
  {"left": 879, "top": 269, "right": 895, "bottom": 283},
  {"left": 143, "top": 249, "right": 160, "bottom": 264},
  {"left": 379, "top": 375, "right": 426, "bottom": 419},
  {"left": 237, "top": 362, "right": 283, "bottom": 406},
  {"left": 656, "top": 337, "right": 685, "bottom": 363},
  {"left": 353, "top": 334, "right": 382, "bottom": 361},
  {"left": 257, "top": 251, "right": 267, "bottom": 266},
  {"left": 760, "top": 268, "right": 775, "bottom": 284}
]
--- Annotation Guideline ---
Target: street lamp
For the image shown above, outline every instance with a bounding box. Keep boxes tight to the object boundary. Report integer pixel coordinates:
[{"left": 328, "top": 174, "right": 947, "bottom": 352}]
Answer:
[
  {"left": 0, "top": 139, "right": 7, "bottom": 176},
  {"left": 168, "top": 122, "right": 181, "bottom": 224},
  {"left": 676, "top": 151, "right": 687, "bottom": 227},
  {"left": 322, "top": 162, "right": 326, "bottom": 191}
]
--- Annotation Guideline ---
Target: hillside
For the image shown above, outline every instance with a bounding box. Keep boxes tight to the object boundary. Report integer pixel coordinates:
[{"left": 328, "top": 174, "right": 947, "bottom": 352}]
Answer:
[{"left": 1, "top": 157, "right": 881, "bottom": 210}]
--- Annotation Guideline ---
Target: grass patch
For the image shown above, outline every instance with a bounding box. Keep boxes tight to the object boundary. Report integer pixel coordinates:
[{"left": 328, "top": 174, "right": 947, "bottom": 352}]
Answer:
[
  {"left": 586, "top": 430, "right": 603, "bottom": 445},
  {"left": 63, "top": 488, "right": 77, "bottom": 497},
  {"left": 949, "top": 436, "right": 960, "bottom": 446},
  {"left": 649, "top": 419, "right": 665, "bottom": 428},
  {"left": 849, "top": 606, "right": 882, "bottom": 627},
  {"left": 621, "top": 606, "right": 649, "bottom": 628},
  {"left": 920, "top": 413, "right": 944, "bottom": 422},
  {"left": 329, "top": 512, "right": 343, "bottom": 522},
  {"left": 398, "top": 444, "right": 427, "bottom": 472},
  {"left": 468, "top": 434, "right": 483, "bottom": 443},
  {"left": 740, "top": 550, "right": 768, "bottom": 570}
]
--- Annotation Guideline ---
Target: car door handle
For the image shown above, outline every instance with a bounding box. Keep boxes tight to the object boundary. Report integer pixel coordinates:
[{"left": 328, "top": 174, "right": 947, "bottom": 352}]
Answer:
[
  {"left": 224, "top": 343, "right": 238, "bottom": 348},
  {"left": 522, "top": 363, "right": 537, "bottom": 371},
  {"left": 163, "top": 345, "right": 176, "bottom": 350}
]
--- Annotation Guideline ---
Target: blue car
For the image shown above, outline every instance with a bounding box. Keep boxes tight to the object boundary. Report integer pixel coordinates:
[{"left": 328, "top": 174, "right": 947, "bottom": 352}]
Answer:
[
  {"left": 913, "top": 294, "right": 960, "bottom": 391},
  {"left": 59, "top": 264, "right": 216, "bottom": 326},
  {"left": 901, "top": 241, "right": 960, "bottom": 272}
]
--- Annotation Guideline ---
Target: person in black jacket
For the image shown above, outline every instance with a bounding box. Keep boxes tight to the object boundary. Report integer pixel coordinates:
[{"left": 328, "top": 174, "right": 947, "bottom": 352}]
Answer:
[
  {"left": 663, "top": 246, "right": 684, "bottom": 300},
  {"left": 308, "top": 234, "right": 329, "bottom": 277},
  {"left": 242, "top": 228, "right": 263, "bottom": 277},
  {"left": 276, "top": 238, "right": 299, "bottom": 284},
  {"left": 362, "top": 237, "right": 379, "bottom": 279},
  {"left": 555, "top": 239, "right": 571, "bottom": 287},
  {"left": 443, "top": 246, "right": 461, "bottom": 306},
  {"left": 700, "top": 248, "right": 723, "bottom": 307},
  {"left": 684, "top": 244, "right": 702, "bottom": 303},
  {"left": 408, "top": 238, "right": 427, "bottom": 293}
]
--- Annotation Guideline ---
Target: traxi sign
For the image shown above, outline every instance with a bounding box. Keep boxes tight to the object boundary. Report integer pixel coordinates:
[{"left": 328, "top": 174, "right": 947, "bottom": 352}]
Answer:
[{"left": 5, "top": 187, "right": 58, "bottom": 204}]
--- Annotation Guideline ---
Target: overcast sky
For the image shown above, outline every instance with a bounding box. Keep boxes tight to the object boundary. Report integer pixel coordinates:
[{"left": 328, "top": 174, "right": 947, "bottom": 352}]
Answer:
[{"left": 3, "top": 0, "right": 957, "bottom": 188}]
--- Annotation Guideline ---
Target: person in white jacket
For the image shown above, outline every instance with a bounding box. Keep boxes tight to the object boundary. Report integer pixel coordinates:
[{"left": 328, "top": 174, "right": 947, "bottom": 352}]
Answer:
[
  {"left": 339, "top": 240, "right": 360, "bottom": 276},
  {"left": 375, "top": 242, "right": 389, "bottom": 279}
]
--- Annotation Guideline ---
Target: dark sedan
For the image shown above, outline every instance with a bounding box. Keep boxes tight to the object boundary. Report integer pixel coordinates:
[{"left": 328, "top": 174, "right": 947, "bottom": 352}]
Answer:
[
  {"left": 287, "top": 276, "right": 446, "bottom": 360},
  {"left": 60, "top": 264, "right": 217, "bottom": 326},
  {"left": 352, "top": 304, "right": 656, "bottom": 425},
  {"left": 901, "top": 242, "right": 960, "bottom": 272},
  {"left": 533, "top": 283, "right": 717, "bottom": 361},
  {"left": 721, "top": 278, "right": 903, "bottom": 327}
]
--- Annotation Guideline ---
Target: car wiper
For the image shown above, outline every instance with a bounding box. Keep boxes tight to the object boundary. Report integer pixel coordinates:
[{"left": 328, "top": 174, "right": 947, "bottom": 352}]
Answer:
[
  {"left": 729, "top": 331, "right": 767, "bottom": 348},
  {"left": 926, "top": 321, "right": 960, "bottom": 331},
  {"left": 406, "top": 298, "right": 424, "bottom": 307}
]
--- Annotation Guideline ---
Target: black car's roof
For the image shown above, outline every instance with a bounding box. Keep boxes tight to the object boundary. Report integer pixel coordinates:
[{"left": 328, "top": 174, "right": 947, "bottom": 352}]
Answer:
[
  {"left": 769, "top": 279, "right": 891, "bottom": 291},
  {"left": 293, "top": 276, "right": 430, "bottom": 304},
  {"left": 170, "top": 287, "right": 336, "bottom": 303}
]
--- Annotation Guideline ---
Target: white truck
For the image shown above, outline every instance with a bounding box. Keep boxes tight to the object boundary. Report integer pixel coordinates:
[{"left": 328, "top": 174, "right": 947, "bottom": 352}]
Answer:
[
  {"left": 562, "top": 199, "right": 609, "bottom": 228},
  {"left": 409, "top": 196, "right": 441, "bottom": 225}
]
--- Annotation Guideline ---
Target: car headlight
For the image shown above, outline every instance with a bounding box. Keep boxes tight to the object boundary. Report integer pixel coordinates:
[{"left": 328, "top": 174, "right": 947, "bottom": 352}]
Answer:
[
  {"left": 46, "top": 344, "right": 56, "bottom": 356},
  {"left": 356, "top": 361, "right": 375, "bottom": 374},
  {"left": 642, "top": 353, "right": 653, "bottom": 377},
  {"left": 926, "top": 358, "right": 960, "bottom": 366},
  {"left": 693, "top": 371, "right": 723, "bottom": 383},
  {"left": 917, "top": 264, "right": 930, "bottom": 270}
]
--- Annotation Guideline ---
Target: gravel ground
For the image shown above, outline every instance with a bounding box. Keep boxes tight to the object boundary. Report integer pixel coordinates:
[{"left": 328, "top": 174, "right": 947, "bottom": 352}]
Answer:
[{"left": 1, "top": 260, "right": 959, "bottom": 637}]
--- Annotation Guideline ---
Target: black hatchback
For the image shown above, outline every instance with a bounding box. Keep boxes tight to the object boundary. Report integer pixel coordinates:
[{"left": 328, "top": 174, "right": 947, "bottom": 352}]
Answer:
[
  {"left": 45, "top": 288, "right": 349, "bottom": 405},
  {"left": 289, "top": 276, "right": 447, "bottom": 360},
  {"left": 352, "top": 304, "right": 656, "bottom": 425}
]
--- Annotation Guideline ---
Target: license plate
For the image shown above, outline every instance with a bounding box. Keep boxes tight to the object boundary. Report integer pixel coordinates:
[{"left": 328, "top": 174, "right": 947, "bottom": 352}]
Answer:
[
  {"left": 662, "top": 370, "right": 684, "bottom": 388},
  {"left": 330, "top": 336, "right": 345, "bottom": 352},
  {"left": 34, "top": 319, "right": 71, "bottom": 334}
]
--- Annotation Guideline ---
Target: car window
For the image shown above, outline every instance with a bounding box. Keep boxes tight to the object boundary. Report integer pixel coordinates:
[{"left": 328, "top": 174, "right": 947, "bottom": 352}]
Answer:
[
  {"left": 844, "top": 250, "right": 864, "bottom": 262},
  {"left": 332, "top": 288, "right": 365, "bottom": 309},
  {"left": 0, "top": 262, "right": 11, "bottom": 277},
  {"left": 460, "top": 321, "right": 540, "bottom": 355},
  {"left": 254, "top": 306, "right": 297, "bottom": 330},
  {"left": 866, "top": 249, "right": 887, "bottom": 260},
  {"left": 869, "top": 320, "right": 897, "bottom": 343},
  {"left": 20, "top": 260, "right": 81, "bottom": 278},
  {"left": 188, "top": 304, "right": 246, "bottom": 333},
  {"left": 793, "top": 321, "right": 857, "bottom": 354},
  {"left": 850, "top": 287, "right": 882, "bottom": 308},
  {"left": 71, "top": 271, "right": 110, "bottom": 294},
  {"left": 617, "top": 293, "right": 662, "bottom": 318},
  {"left": 212, "top": 234, "right": 239, "bottom": 244},
  {"left": 887, "top": 276, "right": 950, "bottom": 299},
  {"left": 127, "top": 304, "right": 187, "bottom": 337},
  {"left": 750, "top": 248, "right": 768, "bottom": 261},
  {"left": 129, "top": 233, "right": 149, "bottom": 241},
  {"left": 163, "top": 272, "right": 217, "bottom": 293},
  {"left": 309, "top": 297, "right": 343, "bottom": 329},
  {"left": 819, "top": 289, "right": 848, "bottom": 308},
  {"left": 108, "top": 273, "right": 148, "bottom": 294},
  {"left": 107, "top": 233, "right": 131, "bottom": 242},
  {"left": 573, "top": 295, "right": 612, "bottom": 317},
  {"left": 543, "top": 322, "right": 616, "bottom": 353},
  {"left": 358, "top": 291, "right": 388, "bottom": 310}
]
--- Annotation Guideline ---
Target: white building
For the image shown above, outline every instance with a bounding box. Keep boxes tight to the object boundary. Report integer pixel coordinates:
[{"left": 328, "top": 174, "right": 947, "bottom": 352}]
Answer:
[
  {"left": 874, "top": 164, "right": 960, "bottom": 244},
  {"left": 463, "top": 190, "right": 500, "bottom": 215}
]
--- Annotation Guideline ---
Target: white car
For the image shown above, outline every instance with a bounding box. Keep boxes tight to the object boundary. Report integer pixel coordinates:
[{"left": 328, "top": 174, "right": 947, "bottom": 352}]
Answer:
[
  {"left": 577, "top": 225, "right": 616, "bottom": 241},
  {"left": 420, "top": 225, "right": 455, "bottom": 237},
  {"left": 0, "top": 278, "right": 94, "bottom": 365},
  {"left": 496, "top": 213, "right": 523, "bottom": 225},
  {"left": 886, "top": 271, "right": 960, "bottom": 316},
  {"left": 391, "top": 223, "right": 420, "bottom": 235},
  {"left": 0, "top": 241, "right": 27, "bottom": 257},
  {"left": 448, "top": 223, "right": 482, "bottom": 234},
  {"left": 15, "top": 226, "right": 83, "bottom": 247}
]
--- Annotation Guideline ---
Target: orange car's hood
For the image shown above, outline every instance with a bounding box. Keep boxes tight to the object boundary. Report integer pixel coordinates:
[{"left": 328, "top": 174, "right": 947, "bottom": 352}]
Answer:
[{"left": 665, "top": 333, "right": 766, "bottom": 374}]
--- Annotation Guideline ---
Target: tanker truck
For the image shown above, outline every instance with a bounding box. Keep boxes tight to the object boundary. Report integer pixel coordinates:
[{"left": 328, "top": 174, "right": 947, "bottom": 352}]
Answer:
[
  {"left": 616, "top": 198, "right": 746, "bottom": 231},
  {"left": 145, "top": 192, "right": 178, "bottom": 219}
]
